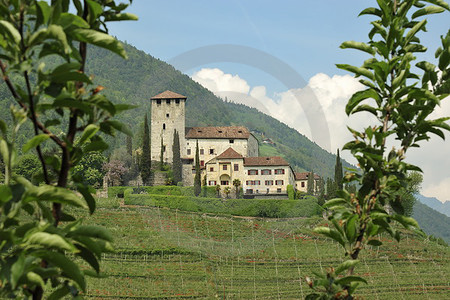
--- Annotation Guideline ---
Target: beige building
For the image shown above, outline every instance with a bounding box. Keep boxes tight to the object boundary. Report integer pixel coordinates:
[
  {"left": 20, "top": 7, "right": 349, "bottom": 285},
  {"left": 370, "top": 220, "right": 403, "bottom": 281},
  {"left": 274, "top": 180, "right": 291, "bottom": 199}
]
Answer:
[
  {"left": 150, "top": 91, "right": 186, "bottom": 163},
  {"left": 294, "top": 172, "right": 320, "bottom": 193},
  {"left": 243, "top": 157, "right": 295, "bottom": 195}
]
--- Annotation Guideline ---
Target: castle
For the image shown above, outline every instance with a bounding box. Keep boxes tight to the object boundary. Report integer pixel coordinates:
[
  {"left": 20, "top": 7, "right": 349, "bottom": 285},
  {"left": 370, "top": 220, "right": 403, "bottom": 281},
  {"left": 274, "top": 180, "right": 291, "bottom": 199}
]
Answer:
[{"left": 150, "top": 90, "right": 318, "bottom": 196}]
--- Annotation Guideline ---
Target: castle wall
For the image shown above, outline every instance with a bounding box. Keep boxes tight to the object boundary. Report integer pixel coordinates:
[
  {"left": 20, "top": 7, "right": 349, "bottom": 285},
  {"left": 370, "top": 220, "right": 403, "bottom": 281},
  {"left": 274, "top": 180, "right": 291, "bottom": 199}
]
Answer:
[
  {"left": 151, "top": 98, "right": 185, "bottom": 163},
  {"left": 184, "top": 138, "right": 248, "bottom": 164}
]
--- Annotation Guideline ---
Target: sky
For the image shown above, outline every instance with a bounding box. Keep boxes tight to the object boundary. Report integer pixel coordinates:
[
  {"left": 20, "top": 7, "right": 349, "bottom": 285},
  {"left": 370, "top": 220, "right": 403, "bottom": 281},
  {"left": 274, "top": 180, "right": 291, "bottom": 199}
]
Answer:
[{"left": 108, "top": 1, "right": 450, "bottom": 203}]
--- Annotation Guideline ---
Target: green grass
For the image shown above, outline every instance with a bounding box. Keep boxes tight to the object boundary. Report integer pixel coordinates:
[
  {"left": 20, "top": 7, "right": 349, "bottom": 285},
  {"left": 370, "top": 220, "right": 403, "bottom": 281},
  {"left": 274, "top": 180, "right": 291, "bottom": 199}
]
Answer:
[{"left": 70, "top": 197, "right": 450, "bottom": 299}]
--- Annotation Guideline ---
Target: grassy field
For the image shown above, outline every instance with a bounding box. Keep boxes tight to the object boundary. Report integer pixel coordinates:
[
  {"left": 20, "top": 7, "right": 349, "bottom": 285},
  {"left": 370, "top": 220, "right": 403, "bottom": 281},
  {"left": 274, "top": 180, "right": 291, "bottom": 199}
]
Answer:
[{"left": 73, "top": 196, "right": 450, "bottom": 299}]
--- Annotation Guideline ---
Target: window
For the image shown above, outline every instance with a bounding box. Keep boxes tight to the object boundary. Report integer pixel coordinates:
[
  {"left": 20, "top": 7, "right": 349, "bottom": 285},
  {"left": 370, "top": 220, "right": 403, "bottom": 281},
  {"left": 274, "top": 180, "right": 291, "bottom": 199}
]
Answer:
[
  {"left": 274, "top": 169, "right": 285, "bottom": 175},
  {"left": 261, "top": 169, "right": 271, "bottom": 175},
  {"left": 175, "top": 99, "right": 180, "bottom": 104},
  {"left": 221, "top": 180, "right": 229, "bottom": 186},
  {"left": 209, "top": 167, "right": 214, "bottom": 172},
  {"left": 234, "top": 164, "right": 239, "bottom": 171},
  {"left": 275, "top": 180, "right": 284, "bottom": 185},
  {"left": 200, "top": 160, "right": 204, "bottom": 167},
  {"left": 255, "top": 180, "right": 261, "bottom": 185},
  {"left": 223, "top": 164, "right": 227, "bottom": 170},
  {"left": 277, "top": 188, "right": 282, "bottom": 193},
  {"left": 163, "top": 123, "right": 166, "bottom": 130},
  {"left": 208, "top": 180, "right": 216, "bottom": 186},
  {"left": 156, "top": 99, "right": 161, "bottom": 105},
  {"left": 265, "top": 180, "right": 273, "bottom": 185},
  {"left": 246, "top": 189, "right": 253, "bottom": 194},
  {"left": 200, "top": 149, "right": 204, "bottom": 155},
  {"left": 187, "top": 149, "right": 191, "bottom": 155},
  {"left": 166, "top": 113, "right": 169, "bottom": 118},
  {"left": 248, "top": 169, "right": 258, "bottom": 175},
  {"left": 163, "top": 145, "right": 166, "bottom": 152},
  {"left": 166, "top": 99, "right": 170, "bottom": 104},
  {"left": 301, "top": 182, "right": 305, "bottom": 188},
  {"left": 229, "top": 139, "right": 234, "bottom": 144},
  {"left": 209, "top": 149, "right": 214, "bottom": 155}
]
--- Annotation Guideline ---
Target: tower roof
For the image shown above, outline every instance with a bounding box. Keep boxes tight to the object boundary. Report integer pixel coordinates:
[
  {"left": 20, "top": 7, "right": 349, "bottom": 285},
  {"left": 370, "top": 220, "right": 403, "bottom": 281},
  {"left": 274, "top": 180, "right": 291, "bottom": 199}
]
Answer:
[{"left": 151, "top": 90, "right": 187, "bottom": 99}]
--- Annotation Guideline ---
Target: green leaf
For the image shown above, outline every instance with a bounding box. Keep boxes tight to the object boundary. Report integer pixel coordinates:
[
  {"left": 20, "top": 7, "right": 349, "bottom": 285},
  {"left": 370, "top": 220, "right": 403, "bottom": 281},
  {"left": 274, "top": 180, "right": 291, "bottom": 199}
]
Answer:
[
  {"left": 335, "top": 260, "right": 360, "bottom": 275},
  {"left": 47, "top": 285, "right": 70, "bottom": 300},
  {"left": 40, "top": 251, "right": 86, "bottom": 291},
  {"left": 58, "top": 13, "right": 90, "bottom": 29},
  {"left": 323, "top": 198, "right": 349, "bottom": 208},
  {"left": 405, "top": 19, "right": 427, "bottom": 45},
  {"left": 11, "top": 254, "right": 25, "bottom": 289},
  {"left": 0, "top": 119, "right": 6, "bottom": 136},
  {"left": 391, "top": 214, "right": 419, "bottom": 228},
  {"left": 77, "top": 185, "right": 96, "bottom": 214},
  {"left": 26, "top": 271, "right": 45, "bottom": 288},
  {"left": 114, "top": 103, "right": 138, "bottom": 112},
  {"left": 412, "top": 6, "right": 445, "bottom": 19},
  {"left": 345, "top": 215, "right": 358, "bottom": 243},
  {"left": 68, "top": 225, "right": 113, "bottom": 242},
  {"left": 337, "top": 64, "right": 375, "bottom": 81},
  {"left": 86, "top": 0, "right": 103, "bottom": 25},
  {"left": 104, "top": 12, "right": 139, "bottom": 21},
  {"left": 22, "top": 134, "right": 50, "bottom": 153},
  {"left": 104, "top": 120, "right": 132, "bottom": 136},
  {"left": 29, "top": 25, "right": 71, "bottom": 54},
  {"left": 36, "top": 1, "right": 52, "bottom": 28},
  {"left": 422, "top": 0, "right": 449, "bottom": 10},
  {"left": 367, "top": 239, "right": 383, "bottom": 246},
  {"left": 345, "top": 89, "right": 379, "bottom": 115},
  {"left": 340, "top": 41, "right": 375, "bottom": 55},
  {"left": 71, "top": 28, "right": 127, "bottom": 59},
  {"left": 335, "top": 276, "right": 368, "bottom": 285},
  {"left": 24, "top": 185, "right": 88, "bottom": 209},
  {"left": 26, "top": 232, "right": 77, "bottom": 252},
  {"left": 75, "top": 244, "right": 100, "bottom": 273},
  {"left": 358, "top": 7, "right": 382, "bottom": 17},
  {"left": 0, "top": 20, "right": 21, "bottom": 44},
  {"left": 78, "top": 124, "right": 99, "bottom": 146},
  {"left": 314, "top": 227, "right": 346, "bottom": 247}
]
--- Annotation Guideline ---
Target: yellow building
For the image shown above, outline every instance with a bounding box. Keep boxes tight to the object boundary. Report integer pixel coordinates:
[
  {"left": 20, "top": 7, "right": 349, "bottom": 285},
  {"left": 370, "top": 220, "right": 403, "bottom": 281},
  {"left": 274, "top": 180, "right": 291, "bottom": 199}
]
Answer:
[{"left": 294, "top": 172, "right": 320, "bottom": 193}]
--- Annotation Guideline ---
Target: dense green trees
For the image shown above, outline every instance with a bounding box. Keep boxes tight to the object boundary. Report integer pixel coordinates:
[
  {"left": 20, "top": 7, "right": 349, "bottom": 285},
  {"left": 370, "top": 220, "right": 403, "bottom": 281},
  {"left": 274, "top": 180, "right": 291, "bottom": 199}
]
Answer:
[
  {"left": 0, "top": 1, "right": 136, "bottom": 298},
  {"left": 72, "top": 152, "right": 107, "bottom": 188},
  {"left": 334, "top": 149, "right": 343, "bottom": 190},
  {"left": 141, "top": 114, "right": 152, "bottom": 185},
  {"left": 307, "top": 170, "right": 315, "bottom": 195}
]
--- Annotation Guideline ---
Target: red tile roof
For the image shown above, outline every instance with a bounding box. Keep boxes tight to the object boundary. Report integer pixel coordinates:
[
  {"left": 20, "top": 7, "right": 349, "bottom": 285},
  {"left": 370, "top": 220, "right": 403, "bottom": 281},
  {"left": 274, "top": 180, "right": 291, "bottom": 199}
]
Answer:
[
  {"left": 244, "top": 156, "right": 289, "bottom": 166},
  {"left": 216, "top": 147, "right": 244, "bottom": 159},
  {"left": 151, "top": 90, "right": 187, "bottom": 99},
  {"left": 294, "top": 172, "right": 320, "bottom": 180},
  {"left": 186, "top": 126, "right": 250, "bottom": 139}
]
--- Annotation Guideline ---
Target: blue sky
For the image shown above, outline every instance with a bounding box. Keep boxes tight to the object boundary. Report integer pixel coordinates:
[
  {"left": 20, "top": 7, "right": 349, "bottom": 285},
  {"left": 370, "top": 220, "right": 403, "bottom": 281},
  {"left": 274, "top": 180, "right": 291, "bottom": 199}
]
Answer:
[{"left": 107, "top": 1, "right": 450, "bottom": 202}]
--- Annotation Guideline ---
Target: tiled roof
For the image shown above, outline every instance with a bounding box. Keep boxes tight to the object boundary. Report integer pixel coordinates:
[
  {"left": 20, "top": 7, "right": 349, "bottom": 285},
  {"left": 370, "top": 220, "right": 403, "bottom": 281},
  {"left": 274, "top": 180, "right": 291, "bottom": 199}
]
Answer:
[
  {"left": 186, "top": 126, "right": 250, "bottom": 139},
  {"left": 216, "top": 147, "right": 244, "bottom": 159},
  {"left": 151, "top": 90, "right": 187, "bottom": 99},
  {"left": 244, "top": 156, "right": 289, "bottom": 166},
  {"left": 294, "top": 172, "right": 320, "bottom": 180}
]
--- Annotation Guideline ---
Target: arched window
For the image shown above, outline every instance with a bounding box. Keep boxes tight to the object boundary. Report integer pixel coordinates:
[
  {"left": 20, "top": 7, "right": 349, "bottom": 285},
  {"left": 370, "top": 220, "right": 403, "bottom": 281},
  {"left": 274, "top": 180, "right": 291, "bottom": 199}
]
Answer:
[{"left": 163, "top": 123, "right": 166, "bottom": 130}]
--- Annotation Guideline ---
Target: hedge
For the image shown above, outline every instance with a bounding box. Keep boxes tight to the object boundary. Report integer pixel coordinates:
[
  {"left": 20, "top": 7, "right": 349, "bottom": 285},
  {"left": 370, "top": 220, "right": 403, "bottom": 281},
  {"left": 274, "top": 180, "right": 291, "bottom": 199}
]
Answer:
[
  {"left": 108, "top": 186, "right": 217, "bottom": 198},
  {"left": 125, "top": 193, "right": 322, "bottom": 218}
]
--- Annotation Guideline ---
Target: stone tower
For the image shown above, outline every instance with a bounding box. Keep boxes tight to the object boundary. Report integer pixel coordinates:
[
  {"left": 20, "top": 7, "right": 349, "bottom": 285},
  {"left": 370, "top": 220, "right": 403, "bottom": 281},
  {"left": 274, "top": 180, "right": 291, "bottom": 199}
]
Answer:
[{"left": 150, "top": 90, "right": 186, "bottom": 164}]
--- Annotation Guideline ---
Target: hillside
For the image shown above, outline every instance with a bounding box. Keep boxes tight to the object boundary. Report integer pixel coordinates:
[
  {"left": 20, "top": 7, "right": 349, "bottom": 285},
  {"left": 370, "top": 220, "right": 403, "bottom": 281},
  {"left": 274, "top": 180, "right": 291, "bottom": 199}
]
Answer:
[
  {"left": 85, "top": 43, "right": 348, "bottom": 178},
  {"left": 413, "top": 201, "right": 450, "bottom": 243},
  {"left": 416, "top": 194, "right": 450, "bottom": 217},
  {"left": 67, "top": 196, "right": 450, "bottom": 299}
]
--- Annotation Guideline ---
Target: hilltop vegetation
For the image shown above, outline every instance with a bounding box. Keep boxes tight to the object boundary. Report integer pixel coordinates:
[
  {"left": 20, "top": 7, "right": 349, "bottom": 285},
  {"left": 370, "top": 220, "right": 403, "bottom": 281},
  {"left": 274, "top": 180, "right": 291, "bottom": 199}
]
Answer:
[{"left": 0, "top": 43, "right": 347, "bottom": 179}]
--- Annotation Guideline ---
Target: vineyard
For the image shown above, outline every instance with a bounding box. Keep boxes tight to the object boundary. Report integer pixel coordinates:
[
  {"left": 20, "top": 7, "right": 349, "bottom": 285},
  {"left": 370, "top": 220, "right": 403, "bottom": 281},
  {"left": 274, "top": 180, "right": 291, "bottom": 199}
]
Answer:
[{"left": 74, "top": 196, "right": 450, "bottom": 299}]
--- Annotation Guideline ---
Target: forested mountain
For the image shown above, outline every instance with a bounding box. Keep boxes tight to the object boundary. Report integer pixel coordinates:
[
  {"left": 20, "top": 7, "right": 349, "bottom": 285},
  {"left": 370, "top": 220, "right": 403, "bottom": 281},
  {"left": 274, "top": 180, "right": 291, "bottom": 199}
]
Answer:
[
  {"left": 416, "top": 194, "right": 450, "bottom": 217},
  {"left": 413, "top": 201, "right": 450, "bottom": 243},
  {"left": 0, "top": 43, "right": 348, "bottom": 178}
]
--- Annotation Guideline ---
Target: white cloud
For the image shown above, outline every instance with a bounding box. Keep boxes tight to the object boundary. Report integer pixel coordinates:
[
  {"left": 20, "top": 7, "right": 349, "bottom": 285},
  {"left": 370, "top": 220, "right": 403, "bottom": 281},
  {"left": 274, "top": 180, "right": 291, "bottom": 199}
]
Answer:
[{"left": 191, "top": 68, "right": 450, "bottom": 203}]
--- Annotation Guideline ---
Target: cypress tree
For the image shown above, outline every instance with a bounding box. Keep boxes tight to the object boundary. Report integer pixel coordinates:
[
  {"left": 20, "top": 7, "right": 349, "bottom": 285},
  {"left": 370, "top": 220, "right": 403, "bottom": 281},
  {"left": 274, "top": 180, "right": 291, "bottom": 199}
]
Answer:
[
  {"left": 334, "top": 149, "right": 343, "bottom": 190},
  {"left": 140, "top": 114, "right": 151, "bottom": 185},
  {"left": 307, "top": 170, "right": 315, "bottom": 195},
  {"left": 194, "top": 140, "right": 201, "bottom": 196},
  {"left": 172, "top": 129, "right": 182, "bottom": 185},
  {"left": 126, "top": 135, "right": 132, "bottom": 156}
]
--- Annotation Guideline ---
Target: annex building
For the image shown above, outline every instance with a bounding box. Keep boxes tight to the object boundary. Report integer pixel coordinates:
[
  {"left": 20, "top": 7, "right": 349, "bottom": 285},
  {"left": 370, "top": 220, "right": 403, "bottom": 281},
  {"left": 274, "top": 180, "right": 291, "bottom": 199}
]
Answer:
[{"left": 150, "top": 90, "right": 308, "bottom": 196}]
